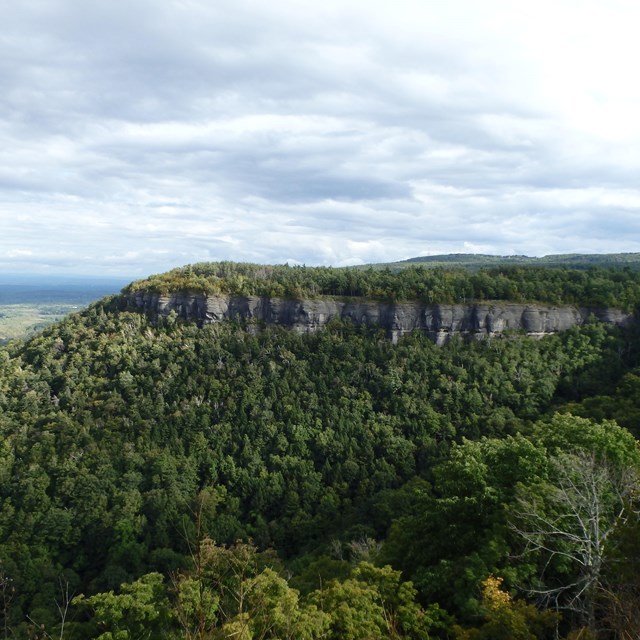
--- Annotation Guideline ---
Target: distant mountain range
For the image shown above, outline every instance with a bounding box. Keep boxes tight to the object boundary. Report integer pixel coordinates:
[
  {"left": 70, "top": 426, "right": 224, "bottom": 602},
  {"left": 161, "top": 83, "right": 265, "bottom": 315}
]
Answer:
[{"left": 372, "top": 252, "right": 640, "bottom": 270}]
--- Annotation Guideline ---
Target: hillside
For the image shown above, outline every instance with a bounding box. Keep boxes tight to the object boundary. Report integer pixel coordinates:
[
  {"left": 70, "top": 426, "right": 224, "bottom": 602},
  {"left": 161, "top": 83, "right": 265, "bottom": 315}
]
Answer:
[
  {"left": 0, "top": 263, "right": 640, "bottom": 638},
  {"left": 374, "top": 252, "right": 640, "bottom": 270}
]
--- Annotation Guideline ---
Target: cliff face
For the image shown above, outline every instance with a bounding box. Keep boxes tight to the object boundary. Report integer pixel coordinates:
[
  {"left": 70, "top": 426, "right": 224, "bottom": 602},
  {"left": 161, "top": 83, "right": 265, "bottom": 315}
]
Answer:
[{"left": 121, "top": 291, "right": 634, "bottom": 344}]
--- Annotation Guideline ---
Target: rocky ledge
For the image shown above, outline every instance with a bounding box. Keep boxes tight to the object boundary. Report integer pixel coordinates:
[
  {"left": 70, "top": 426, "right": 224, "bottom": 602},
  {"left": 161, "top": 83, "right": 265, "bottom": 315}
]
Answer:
[{"left": 120, "top": 291, "right": 634, "bottom": 344}]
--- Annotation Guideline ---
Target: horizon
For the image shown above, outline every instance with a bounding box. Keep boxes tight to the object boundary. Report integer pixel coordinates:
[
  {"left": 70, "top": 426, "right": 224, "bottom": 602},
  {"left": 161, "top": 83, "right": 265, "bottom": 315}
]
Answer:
[{"left": 3, "top": 250, "right": 640, "bottom": 284}]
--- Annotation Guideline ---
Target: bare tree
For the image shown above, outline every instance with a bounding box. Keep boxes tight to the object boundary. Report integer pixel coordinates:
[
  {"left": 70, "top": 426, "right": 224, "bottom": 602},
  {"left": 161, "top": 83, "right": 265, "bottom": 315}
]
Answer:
[
  {"left": 511, "top": 451, "right": 639, "bottom": 631},
  {"left": 26, "top": 577, "right": 73, "bottom": 640},
  {"left": 54, "top": 578, "right": 73, "bottom": 640},
  {"left": 0, "top": 568, "right": 13, "bottom": 640},
  {"left": 599, "top": 580, "right": 640, "bottom": 640},
  {"left": 598, "top": 495, "right": 640, "bottom": 639}
]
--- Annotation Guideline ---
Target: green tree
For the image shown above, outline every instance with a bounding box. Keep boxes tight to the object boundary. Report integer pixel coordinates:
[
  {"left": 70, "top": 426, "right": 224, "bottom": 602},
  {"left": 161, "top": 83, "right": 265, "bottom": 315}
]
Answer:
[
  {"left": 72, "top": 572, "right": 172, "bottom": 639},
  {"left": 309, "top": 562, "right": 446, "bottom": 639}
]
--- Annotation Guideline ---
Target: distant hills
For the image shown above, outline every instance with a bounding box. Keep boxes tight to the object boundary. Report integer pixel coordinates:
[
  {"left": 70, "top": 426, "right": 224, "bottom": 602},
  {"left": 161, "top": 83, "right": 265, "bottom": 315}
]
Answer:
[{"left": 369, "top": 252, "right": 640, "bottom": 270}]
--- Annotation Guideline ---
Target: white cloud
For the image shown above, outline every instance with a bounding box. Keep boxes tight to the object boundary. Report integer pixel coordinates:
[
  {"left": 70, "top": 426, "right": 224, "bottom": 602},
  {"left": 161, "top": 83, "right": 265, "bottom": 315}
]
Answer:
[{"left": 2, "top": 0, "right": 640, "bottom": 276}]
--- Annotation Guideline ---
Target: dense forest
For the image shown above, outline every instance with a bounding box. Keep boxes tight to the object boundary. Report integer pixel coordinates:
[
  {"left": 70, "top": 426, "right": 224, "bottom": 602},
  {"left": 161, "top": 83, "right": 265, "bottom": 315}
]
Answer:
[{"left": 1, "top": 262, "right": 640, "bottom": 638}]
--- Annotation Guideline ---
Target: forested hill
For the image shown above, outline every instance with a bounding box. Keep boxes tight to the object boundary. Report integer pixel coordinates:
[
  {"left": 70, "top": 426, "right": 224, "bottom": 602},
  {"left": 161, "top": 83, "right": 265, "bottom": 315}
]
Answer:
[
  {"left": 387, "top": 251, "right": 640, "bottom": 270},
  {"left": 1, "top": 263, "right": 640, "bottom": 638}
]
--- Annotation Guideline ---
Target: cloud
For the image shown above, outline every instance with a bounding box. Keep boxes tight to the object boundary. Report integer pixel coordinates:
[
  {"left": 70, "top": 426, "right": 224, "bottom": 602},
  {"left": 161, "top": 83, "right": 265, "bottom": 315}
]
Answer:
[{"left": 2, "top": 0, "right": 640, "bottom": 276}]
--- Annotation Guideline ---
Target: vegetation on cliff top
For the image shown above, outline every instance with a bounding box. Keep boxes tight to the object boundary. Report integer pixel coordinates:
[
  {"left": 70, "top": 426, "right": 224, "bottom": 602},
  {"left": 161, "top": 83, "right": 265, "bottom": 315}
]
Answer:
[{"left": 123, "top": 261, "right": 640, "bottom": 311}]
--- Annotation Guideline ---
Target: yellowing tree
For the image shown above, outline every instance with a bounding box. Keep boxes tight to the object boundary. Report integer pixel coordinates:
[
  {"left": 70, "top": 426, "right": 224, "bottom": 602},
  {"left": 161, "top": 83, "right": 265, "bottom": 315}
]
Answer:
[{"left": 454, "top": 576, "right": 558, "bottom": 640}]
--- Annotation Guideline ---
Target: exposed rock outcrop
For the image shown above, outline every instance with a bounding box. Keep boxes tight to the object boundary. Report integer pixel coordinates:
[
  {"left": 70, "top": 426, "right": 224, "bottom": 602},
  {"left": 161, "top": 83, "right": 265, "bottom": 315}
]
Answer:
[{"left": 121, "top": 291, "right": 634, "bottom": 344}]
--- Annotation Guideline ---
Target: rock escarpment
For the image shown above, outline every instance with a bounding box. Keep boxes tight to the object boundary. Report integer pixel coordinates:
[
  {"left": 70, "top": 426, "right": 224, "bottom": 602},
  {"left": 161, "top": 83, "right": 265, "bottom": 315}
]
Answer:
[{"left": 121, "top": 291, "right": 634, "bottom": 344}]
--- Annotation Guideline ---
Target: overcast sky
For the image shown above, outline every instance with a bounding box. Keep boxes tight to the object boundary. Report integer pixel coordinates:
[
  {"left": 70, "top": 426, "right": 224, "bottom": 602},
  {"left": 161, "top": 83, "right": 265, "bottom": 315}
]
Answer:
[{"left": 2, "top": 0, "right": 640, "bottom": 276}]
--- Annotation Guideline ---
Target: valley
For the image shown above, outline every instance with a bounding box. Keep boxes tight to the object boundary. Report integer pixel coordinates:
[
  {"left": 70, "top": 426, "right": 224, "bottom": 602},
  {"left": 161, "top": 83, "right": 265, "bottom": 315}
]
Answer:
[{"left": 0, "top": 276, "right": 130, "bottom": 343}]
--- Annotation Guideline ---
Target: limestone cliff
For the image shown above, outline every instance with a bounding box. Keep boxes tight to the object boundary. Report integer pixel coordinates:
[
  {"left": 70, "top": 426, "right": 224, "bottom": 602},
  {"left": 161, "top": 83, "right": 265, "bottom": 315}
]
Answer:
[{"left": 120, "top": 291, "right": 634, "bottom": 344}]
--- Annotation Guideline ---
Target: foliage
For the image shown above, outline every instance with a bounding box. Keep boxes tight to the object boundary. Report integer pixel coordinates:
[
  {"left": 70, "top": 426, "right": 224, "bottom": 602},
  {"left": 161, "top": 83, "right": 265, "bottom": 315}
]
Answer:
[
  {"left": 0, "top": 264, "right": 639, "bottom": 637},
  {"left": 72, "top": 572, "right": 172, "bottom": 639},
  {"left": 68, "top": 541, "right": 443, "bottom": 639},
  {"left": 453, "top": 576, "right": 559, "bottom": 640}
]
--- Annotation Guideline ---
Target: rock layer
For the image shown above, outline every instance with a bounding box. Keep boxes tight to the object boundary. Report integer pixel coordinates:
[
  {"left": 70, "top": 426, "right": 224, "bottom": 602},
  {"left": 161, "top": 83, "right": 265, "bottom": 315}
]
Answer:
[{"left": 121, "top": 291, "right": 634, "bottom": 344}]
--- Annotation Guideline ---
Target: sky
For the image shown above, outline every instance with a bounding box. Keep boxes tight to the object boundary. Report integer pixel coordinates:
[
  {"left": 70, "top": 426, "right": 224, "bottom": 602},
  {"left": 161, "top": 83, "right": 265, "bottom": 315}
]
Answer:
[{"left": 3, "top": 0, "right": 640, "bottom": 277}]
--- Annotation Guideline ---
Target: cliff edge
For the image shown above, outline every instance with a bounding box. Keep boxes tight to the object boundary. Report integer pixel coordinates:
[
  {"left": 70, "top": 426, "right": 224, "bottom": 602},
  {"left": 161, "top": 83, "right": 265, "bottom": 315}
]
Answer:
[{"left": 120, "top": 291, "right": 634, "bottom": 344}]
